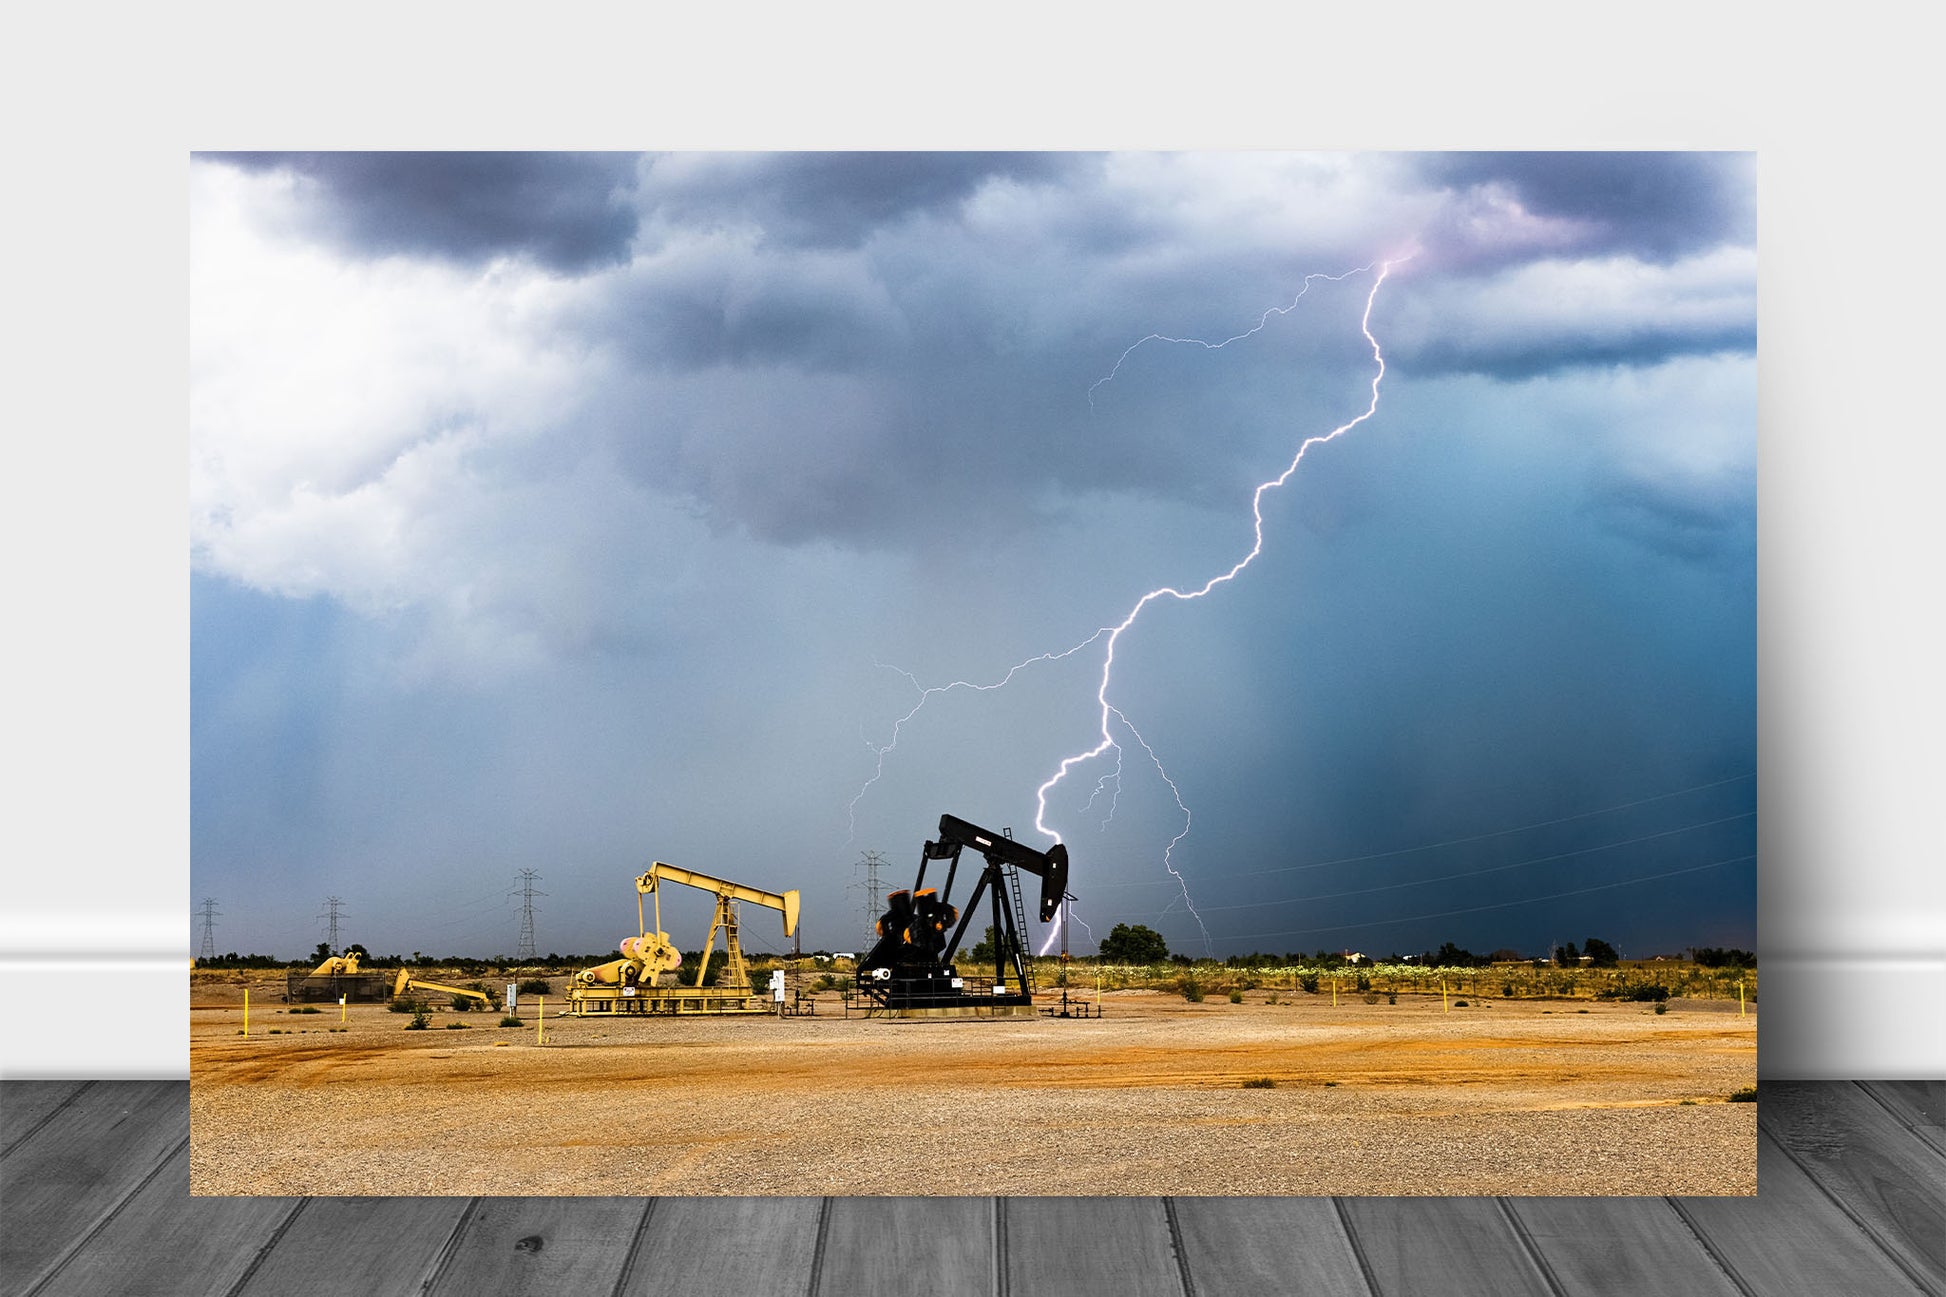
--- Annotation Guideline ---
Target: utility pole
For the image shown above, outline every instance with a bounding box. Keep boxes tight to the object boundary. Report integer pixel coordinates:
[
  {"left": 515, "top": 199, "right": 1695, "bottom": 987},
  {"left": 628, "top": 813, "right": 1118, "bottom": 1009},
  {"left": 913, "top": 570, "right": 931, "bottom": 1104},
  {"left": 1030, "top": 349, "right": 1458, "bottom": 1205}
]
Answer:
[
  {"left": 319, "top": 896, "right": 345, "bottom": 952},
  {"left": 196, "top": 898, "right": 220, "bottom": 962},
  {"left": 514, "top": 870, "right": 546, "bottom": 962},
  {"left": 852, "top": 850, "right": 887, "bottom": 947}
]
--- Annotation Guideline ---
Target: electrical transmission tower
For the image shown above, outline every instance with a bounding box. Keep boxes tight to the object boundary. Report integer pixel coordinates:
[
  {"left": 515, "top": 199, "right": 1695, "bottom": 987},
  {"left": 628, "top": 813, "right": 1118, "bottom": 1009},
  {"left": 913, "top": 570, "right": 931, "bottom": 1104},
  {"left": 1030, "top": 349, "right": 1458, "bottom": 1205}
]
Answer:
[
  {"left": 319, "top": 896, "right": 345, "bottom": 952},
  {"left": 196, "top": 898, "right": 220, "bottom": 962},
  {"left": 513, "top": 870, "right": 545, "bottom": 962},
  {"left": 852, "top": 850, "right": 887, "bottom": 947}
]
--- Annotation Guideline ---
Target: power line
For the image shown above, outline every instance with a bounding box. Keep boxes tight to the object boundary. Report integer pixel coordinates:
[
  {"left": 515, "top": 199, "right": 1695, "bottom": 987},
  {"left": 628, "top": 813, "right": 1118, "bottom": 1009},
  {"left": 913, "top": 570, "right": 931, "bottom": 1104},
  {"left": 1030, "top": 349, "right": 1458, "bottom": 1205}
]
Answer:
[
  {"left": 318, "top": 896, "right": 345, "bottom": 951},
  {"left": 513, "top": 870, "right": 546, "bottom": 961},
  {"left": 1086, "top": 771, "right": 1756, "bottom": 890},
  {"left": 1209, "top": 852, "right": 1756, "bottom": 945},
  {"left": 852, "top": 850, "right": 888, "bottom": 948},
  {"left": 1176, "top": 811, "right": 1755, "bottom": 916},
  {"left": 196, "top": 898, "right": 220, "bottom": 961}
]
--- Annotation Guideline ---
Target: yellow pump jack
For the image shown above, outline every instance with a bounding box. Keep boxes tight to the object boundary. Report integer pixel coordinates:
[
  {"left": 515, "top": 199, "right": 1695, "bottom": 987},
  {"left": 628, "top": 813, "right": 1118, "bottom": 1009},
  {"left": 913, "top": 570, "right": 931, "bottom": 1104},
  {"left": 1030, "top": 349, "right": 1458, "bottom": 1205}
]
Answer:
[
  {"left": 393, "top": 968, "right": 498, "bottom": 1011},
  {"left": 567, "top": 861, "right": 799, "bottom": 1016}
]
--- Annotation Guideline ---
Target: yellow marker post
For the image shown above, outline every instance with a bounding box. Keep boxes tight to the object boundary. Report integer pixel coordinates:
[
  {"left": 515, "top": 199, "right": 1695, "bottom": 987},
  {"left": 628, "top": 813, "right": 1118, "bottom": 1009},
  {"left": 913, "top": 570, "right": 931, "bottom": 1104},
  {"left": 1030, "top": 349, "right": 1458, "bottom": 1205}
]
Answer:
[
  {"left": 537, "top": 995, "right": 545, "bottom": 1045},
  {"left": 1739, "top": 979, "right": 1745, "bottom": 1018},
  {"left": 1332, "top": 978, "right": 1338, "bottom": 1007},
  {"left": 243, "top": 988, "right": 249, "bottom": 1037},
  {"left": 340, "top": 994, "right": 347, "bottom": 1024},
  {"left": 1441, "top": 978, "right": 1448, "bottom": 1012}
]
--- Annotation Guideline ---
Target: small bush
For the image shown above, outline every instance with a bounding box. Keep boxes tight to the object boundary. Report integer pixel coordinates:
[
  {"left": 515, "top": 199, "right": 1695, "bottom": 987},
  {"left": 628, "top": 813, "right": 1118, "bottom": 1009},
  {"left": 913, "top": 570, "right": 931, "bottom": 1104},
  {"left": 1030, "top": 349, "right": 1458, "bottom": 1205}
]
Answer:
[
  {"left": 1323, "top": 1081, "right": 1338, "bottom": 1088},
  {"left": 1264, "top": 993, "right": 1279, "bottom": 1005},
  {"left": 1241, "top": 1077, "right": 1277, "bottom": 1089},
  {"left": 267, "top": 1028, "right": 282, "bottom": 1035},
  {"left": 1453, "top": 999, "right": 1468, "bottom": 1007},
  {"left": 1387, "top": 993, "right": 1397, "bottom": 1005},
  {"left": 1299, "top": 974, "right": 1320, "bottom": 994},
  {"left": 1502, "top": 982, "right": 1515, "bottom": 998},
  {"left": 517, "top": 978, "right": 552, "bottom": 996},
  {"left": 499, "top": 1015, "right": 523, "bottom": 1028},
  {"left": 389, "top": 997, "right": 426, "bottom": 1015},
  {"left": 1180, "top": 978, "right": 1205, "bottom": 1003},
  {"left": 1624, "top": 985, "right": 1670, "bottom": 1002},
  {"left": 1729, "top": 1086, "right": 1758, "bottom": 1102},
  {"left": 1355, "top": 974, "right": 1371, "bottom": 992},
  {"left": 445, "top": 1021, "right": 469, "bottom": 1029},
  {"left": 1227, "top": 989, "right": 1244, "bottom": 1004},
  {"left": 406, "top": 1006, "right": 430, "bottom": 1030},
  {"left": 289, "top": 1006, "right": 321, "bottom": 1014},
  {"left": 450, "top": 995, "right": 475, "bottom": 1012},
  {"left": 1362, "top": 991, "right": 1381, "bottom": 1005},
  {"left": 1654, "top": 1002, "right": 1668, "bottom": 1015}
]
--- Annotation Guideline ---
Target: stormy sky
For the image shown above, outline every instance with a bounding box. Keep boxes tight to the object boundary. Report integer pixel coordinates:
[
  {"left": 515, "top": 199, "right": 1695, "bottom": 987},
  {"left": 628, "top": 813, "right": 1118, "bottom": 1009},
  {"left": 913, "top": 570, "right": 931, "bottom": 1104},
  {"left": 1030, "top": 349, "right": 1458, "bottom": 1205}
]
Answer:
[{"left": 190, "top": 151, "right": 1755, "bottom": 964}]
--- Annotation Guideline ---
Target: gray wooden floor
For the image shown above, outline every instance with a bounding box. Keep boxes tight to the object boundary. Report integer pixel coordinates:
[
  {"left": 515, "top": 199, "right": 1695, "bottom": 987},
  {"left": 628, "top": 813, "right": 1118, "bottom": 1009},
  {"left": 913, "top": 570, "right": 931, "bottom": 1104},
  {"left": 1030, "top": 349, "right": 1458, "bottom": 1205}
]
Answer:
[{"left": 3, "top": 1081, "right": 1940, "bottom": 1296}]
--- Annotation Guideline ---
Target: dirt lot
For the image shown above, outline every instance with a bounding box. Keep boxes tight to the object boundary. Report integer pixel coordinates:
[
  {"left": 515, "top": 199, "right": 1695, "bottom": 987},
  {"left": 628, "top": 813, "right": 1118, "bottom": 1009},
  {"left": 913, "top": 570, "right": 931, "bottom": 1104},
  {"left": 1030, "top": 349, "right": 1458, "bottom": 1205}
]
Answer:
[{"left": 189, "top": 974, "right": 1756, "bottom": 1197}]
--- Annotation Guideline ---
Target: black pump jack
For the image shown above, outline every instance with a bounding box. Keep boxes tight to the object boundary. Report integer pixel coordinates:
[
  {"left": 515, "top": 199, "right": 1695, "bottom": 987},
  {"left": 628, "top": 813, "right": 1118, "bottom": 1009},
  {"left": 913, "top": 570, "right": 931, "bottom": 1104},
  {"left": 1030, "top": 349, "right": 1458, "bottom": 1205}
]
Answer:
[{"left": 856, "top": 814, "right": 1070, "bottom": 1010}]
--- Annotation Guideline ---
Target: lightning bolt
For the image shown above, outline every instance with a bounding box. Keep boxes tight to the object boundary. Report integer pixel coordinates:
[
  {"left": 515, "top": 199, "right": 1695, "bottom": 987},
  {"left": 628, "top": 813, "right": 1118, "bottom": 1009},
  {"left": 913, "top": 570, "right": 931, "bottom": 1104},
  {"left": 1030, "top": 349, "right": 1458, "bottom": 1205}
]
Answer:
[{"left": 856, "top": 255, "right": 1410, "bottom": 960}]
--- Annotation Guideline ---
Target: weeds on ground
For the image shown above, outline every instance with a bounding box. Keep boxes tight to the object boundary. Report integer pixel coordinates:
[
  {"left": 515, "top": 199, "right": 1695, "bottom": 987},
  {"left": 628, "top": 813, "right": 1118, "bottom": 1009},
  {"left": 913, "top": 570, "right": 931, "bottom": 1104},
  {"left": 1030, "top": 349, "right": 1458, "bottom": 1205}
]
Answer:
[
  {"left": 1241, "top": 1077, "right": 1277, "bottom": 1089},
  {"left": 499, "top": 1015, "right": 523, "bottom": 1028},
  {"left": 1729, "top": 1086, "right": 1758, "bottom": 1102},
  {"left": 1228, "top": 989, "right": 1244, "bottom": 1004},
  {"left": 1179, "top": 977, "right": 1205, "bottom": 1003}
]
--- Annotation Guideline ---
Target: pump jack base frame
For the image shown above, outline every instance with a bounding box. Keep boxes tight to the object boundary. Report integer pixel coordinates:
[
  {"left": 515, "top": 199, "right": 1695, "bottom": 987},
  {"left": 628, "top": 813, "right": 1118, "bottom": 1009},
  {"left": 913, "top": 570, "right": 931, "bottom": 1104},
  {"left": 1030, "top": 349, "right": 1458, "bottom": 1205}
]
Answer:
[{"left": 566, "top": 985, "right": 769, "bottom": 1016}]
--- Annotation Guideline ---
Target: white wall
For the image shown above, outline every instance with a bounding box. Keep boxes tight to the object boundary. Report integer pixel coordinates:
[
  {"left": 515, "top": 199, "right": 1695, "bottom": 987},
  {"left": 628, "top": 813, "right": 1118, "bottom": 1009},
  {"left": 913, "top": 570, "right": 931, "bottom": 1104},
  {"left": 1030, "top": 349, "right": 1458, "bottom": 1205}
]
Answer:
[{"left": 2, "top": 5, "right": 1939, "bottom": 1078}]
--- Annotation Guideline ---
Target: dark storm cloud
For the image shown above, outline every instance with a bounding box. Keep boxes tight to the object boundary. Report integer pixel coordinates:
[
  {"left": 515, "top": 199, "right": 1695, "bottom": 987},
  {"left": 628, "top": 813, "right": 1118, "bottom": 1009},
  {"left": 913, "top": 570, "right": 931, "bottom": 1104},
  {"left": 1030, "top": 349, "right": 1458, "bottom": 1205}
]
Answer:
[
  {"left": 207, "top": 152, "right": 642, "bottom": 274},
  {"left": 1396, "top": 322, "right": 1757, "bottom": 382},
  {"left": 639, "top": 151, "right": 1081, "bottom": 247},
  {"left": 1414, "top": 152, "right": 1753, "bottom": 262},
  {"left": 1584, "top": 469, "right": 1756, "bottom": 564}
]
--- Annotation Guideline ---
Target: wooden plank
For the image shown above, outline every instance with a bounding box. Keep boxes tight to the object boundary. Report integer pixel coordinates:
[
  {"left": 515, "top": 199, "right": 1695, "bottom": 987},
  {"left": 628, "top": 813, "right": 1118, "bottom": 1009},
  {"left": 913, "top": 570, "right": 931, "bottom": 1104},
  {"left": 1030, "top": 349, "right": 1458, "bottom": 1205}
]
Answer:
[
  {"left": 231, "top": 1197, "right": 473, "bottom": 1297},
  {"left": 1004, "top": 1199, "right": 1180, "bottom": 1297},
  {"left": 1674, "top": 1127, "right": 1929, "bottom": 1297},
  {"left": 620, "top": 1197, "right": 821, "bottom": 1297},
  {"left": 0, "top": 1080, "right": 90, "bottom": 1158},
  {"left": 1759, "top": 1080, "right": 1946, "bottom": 1292},
  {"left": 1, "top": 1080, "right": 185, "bottom": 1295},
  {"left": 425, "top": 1198, "right": 647, "bottom": 1297},
  {"left": 1861, "top": 1080, "right": 1946, "bottom": 1157},
  {"left": 1171, "top": 1198, "right": 1370, "bottom": 1296},
  {"left": 814, "top": 1198, "right": 988, "bottom": 1297},
  {"left": 1338, "top": 1197, "right": 1553, "bottom": 1297},
  {"left": 1505, "top": 1196, "right": 1740, "bottom": 1297},
  {"left": 30, "top": 1146, "right": 297, "bottom": 1297}
]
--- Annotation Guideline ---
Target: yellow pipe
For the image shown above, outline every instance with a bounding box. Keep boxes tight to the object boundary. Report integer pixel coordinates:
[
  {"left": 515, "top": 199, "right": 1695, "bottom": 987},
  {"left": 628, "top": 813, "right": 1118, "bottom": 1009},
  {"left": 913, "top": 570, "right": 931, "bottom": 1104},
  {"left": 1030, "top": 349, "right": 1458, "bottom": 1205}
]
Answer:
[{"left": 243, "top": 988, "right": 248, "bottom": 1037}]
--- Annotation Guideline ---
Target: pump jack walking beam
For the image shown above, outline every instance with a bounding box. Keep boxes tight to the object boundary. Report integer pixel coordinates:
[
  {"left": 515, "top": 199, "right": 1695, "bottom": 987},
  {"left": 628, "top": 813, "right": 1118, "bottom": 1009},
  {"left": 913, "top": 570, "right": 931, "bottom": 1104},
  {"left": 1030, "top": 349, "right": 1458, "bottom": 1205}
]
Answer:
[{"left": 634, "top": 862, "right": 800, "bottom": 994}]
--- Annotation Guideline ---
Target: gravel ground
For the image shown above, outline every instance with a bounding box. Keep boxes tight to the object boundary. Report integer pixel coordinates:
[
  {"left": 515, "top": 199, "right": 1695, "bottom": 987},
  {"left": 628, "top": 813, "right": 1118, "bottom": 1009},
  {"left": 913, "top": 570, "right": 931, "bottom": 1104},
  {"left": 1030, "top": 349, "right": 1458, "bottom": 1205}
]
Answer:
[{"left": 189, "top": 987, "right": 1757, "bottom": 1197}]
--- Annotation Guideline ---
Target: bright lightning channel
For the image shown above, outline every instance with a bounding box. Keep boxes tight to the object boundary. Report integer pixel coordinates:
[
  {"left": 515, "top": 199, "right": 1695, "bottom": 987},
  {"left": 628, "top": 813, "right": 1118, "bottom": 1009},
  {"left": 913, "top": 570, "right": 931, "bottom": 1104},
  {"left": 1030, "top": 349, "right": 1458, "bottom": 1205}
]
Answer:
[
  {"left": 852, "top": 256, "right": 1409, "bottom": 960},
  {"left": 1035, "top": 256, "right": 1407, "bottom": 955}
]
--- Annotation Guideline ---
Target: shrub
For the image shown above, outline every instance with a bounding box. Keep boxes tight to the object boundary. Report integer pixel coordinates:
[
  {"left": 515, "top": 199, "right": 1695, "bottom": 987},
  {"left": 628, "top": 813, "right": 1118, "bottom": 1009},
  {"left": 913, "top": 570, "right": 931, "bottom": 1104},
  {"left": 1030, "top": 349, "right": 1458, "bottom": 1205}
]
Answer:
[
  {"left": 289, "top": 1006, "right": 321, "bottom": 1015},
  {"left": 451, "top": 995, "right": 477, "bottom": 1012},
  {"left": 1362, "top": 991, "right": 1381, "bottom": 1005},
  {"left": 1729, "top": 1086, "right": 1758, "bottom": 1102},
  {"left": 1227, "top": 989, "right": 1244, "bottom": 1004},
  {"left": 444, "top": 1021, "right": 469, "bottom": 1029},
  {"left": 1241, "top": 1077, "right": 1277, "bottom": 1089},
  {"left": 1502, "top": 982, "right": 1515, "bottom": 998},
  {"left": 1654, "top": 1002, "right": 1668, "bottom": 1015},
  {"left": 389, "top": 997, "right": 426, "bottom": 1015},
  {"left": 499, "top": 1015, "right": 523, "bottom": 1028},
  {"left": 1179, "top": 977, "right": 1205, "bottom": 1003},
  {"left": 1299, "top": 974, "right": 1320, "bottom": 994},
  {"left": 1387, "top": 993, "right": 1397, "bottom": 1005},
  {"left": 517, "top": 978, "right": 552, "bottom": 996},
  {"left": 1453, "top": 999, "right": 1468, "bottom": 1007},
  {"left": 406, "top": 1007, "right": 430, "bottom": 1030},
  {"left": 1355, "top": 974, "right": 1371, "bottom": 992}
]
